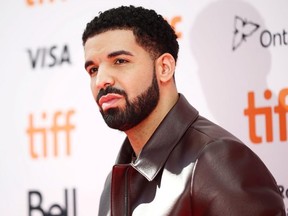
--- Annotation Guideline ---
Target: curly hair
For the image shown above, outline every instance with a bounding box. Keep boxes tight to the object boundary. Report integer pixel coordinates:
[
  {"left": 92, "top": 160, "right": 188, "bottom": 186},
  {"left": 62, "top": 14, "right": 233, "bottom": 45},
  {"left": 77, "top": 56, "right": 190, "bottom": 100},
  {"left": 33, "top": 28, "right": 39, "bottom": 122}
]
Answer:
[{"left": 82, "top": 5, "right": 179, "bottom": 62}]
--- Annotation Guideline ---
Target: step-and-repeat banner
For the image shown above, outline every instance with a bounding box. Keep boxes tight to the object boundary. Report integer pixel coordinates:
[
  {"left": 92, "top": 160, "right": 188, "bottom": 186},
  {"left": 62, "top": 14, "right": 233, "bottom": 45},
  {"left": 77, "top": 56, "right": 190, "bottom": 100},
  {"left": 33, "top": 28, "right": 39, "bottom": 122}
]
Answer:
[{"left": 0, "top": 0, "right": 287, "bottom": 215}]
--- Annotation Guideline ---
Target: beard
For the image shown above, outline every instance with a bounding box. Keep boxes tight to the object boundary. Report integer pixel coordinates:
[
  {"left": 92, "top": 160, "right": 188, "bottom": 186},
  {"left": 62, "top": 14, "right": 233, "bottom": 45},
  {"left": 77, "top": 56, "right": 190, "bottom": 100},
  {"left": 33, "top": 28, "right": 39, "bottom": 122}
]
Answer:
[{"left": 96, "top": 69, "right": 160, "bottom": 131}]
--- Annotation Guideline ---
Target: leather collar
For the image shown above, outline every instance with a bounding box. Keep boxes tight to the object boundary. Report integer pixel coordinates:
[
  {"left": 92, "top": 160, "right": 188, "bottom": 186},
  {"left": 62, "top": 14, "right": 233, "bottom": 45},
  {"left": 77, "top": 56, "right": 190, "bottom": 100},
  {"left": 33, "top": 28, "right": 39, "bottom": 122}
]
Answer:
[{"left": 115, "top": 94, "right": 199, "bottom": 181}]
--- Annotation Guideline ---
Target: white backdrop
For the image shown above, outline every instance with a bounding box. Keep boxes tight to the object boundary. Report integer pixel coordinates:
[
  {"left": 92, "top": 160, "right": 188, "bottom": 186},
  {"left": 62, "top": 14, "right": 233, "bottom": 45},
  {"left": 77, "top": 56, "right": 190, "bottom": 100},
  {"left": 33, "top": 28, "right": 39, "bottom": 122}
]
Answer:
[{"left": 0, "top": 0, "right": 287, "bottom": 215}]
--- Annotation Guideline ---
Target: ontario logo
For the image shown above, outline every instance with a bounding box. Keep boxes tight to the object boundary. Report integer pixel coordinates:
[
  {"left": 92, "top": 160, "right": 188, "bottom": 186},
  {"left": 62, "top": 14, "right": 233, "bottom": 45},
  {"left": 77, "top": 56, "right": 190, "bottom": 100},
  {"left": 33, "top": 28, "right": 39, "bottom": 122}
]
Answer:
[
  {"left": 232, "top": 16, "right": 260, "bottom": 51},
  {"left": 232, "top": 15, "right": 288, "bottom": 51}
]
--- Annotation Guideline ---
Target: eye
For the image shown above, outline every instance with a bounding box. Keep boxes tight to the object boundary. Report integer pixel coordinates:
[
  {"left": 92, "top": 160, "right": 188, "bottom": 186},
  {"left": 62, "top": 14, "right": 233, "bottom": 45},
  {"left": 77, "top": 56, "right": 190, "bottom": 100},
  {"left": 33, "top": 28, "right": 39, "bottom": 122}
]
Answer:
[
  {"left": 115, "top": 58, "right": 128, "bottom": 65},
  {"left": 88, "top": 67, "right": 98, "bottom": 77}
]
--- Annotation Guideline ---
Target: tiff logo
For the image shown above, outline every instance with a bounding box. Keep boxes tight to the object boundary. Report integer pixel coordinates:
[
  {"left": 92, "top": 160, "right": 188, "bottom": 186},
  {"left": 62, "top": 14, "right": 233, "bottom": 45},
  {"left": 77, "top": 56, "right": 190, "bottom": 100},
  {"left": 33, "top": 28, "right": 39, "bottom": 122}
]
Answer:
[
  {"left": 26, "top": 110, "right": 75, "bottom": 159},
  {"left": 232, "top": 16, "right": 260, "bottom": 51},
  {"left": 26, "top": 0, "right": 66, "bottom": 6},
  {"left": 244, "top": 88, "right": 288, "bottom": 143},
  {"left": 167, "top": 16, "right": 182, "bottom": 39}
]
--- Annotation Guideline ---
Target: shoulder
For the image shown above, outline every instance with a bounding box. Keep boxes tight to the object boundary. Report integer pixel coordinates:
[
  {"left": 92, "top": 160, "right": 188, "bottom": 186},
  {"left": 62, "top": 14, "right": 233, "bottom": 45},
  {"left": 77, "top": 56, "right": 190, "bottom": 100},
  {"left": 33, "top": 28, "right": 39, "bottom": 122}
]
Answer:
[
  {"left": 190, "top": 115, "right": 278, "bottom": 190},
  {"left": 190, "top": 137, "right": 285, "bottom": 215}
]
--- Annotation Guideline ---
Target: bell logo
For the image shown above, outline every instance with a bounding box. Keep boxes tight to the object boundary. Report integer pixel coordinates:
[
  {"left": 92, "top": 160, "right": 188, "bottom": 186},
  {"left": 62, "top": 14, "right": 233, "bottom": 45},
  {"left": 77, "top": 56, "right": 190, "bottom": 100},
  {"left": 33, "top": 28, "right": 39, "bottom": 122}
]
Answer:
[
  {"left": 26, "top": 109, "right": 75, "bottom": 159},
  {"left": 232, "top": 16, "right": 260, "bottom": 51},
  {"left": 26, "top": 0, "right": 66, "bottom": 6},
  {"left": 244, "top": 88, "right": 288, "bottom": 143},
  {"left": 28, "top": 188, "right": 77, "bottom": 216}
]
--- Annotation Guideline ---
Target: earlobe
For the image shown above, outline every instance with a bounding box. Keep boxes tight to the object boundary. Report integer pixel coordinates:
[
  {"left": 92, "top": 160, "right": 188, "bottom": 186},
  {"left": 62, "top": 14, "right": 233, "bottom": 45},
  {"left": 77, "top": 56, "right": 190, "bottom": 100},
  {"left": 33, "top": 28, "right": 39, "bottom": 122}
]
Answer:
[{"left": 156, "top": 53, "right": 176, "bottom": 83}]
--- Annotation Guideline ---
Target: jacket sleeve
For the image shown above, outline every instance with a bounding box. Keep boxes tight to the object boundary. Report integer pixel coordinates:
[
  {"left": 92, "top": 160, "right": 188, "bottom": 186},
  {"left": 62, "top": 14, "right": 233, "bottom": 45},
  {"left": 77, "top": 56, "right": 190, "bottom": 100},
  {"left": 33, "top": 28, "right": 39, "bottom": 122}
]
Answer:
[{"left": 191, "top": 140, "right": 286, "bottom": 216}]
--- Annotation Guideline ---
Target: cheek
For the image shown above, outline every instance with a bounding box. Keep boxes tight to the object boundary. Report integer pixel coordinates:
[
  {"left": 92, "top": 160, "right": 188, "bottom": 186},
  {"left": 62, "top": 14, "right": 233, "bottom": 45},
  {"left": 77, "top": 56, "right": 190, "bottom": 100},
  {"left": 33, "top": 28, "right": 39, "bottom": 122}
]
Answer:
[
  {"left": 90, "top": 80, "right": 97, "bottom": 99},
  {"left": 126, "top": 77, "right": 152, "bottom": 98}
]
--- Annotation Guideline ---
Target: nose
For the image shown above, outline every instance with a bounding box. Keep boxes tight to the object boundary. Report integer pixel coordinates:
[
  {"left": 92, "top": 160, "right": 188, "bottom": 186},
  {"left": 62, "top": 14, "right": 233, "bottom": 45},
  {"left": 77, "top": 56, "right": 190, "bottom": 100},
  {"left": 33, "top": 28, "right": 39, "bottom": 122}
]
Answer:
[{"left": 93, "top": 65, "right": 115, "bottom": 90}]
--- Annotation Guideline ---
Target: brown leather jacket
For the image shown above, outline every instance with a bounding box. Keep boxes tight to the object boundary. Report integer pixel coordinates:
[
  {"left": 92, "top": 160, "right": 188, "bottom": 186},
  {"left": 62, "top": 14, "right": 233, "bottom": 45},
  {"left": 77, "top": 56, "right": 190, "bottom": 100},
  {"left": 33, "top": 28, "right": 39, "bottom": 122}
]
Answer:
[{"left": 98, "top": 94, "right": 285, "bottom": 216}]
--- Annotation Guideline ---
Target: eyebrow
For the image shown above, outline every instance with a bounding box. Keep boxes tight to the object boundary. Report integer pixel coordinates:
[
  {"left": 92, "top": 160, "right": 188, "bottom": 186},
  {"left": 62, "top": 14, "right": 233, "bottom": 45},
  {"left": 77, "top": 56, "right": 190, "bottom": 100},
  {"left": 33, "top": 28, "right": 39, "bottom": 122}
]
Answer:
[
  {"left": 107, "top": 50, "right": 134, "bottom": 58},
  {"left": 84, "top": 50, "right": 134, "bottom": 70},
  {"left": 84, "top": 60, "right": 94, "bottom": 70}
]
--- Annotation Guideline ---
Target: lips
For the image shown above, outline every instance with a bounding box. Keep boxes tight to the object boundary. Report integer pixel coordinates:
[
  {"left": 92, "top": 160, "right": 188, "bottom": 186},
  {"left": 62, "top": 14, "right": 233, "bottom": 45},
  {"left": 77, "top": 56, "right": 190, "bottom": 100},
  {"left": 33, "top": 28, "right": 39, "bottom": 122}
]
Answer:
[{"left": 98, "top": 93, "right": 124, "bottom": 111}]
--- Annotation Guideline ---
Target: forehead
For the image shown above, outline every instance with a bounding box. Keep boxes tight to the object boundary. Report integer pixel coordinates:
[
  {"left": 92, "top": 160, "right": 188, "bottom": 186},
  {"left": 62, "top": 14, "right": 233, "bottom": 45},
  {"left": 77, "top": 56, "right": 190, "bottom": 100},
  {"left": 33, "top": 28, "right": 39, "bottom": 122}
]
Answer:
[{"left": 84, "top": 30, "right": 141, "bottom": 57}]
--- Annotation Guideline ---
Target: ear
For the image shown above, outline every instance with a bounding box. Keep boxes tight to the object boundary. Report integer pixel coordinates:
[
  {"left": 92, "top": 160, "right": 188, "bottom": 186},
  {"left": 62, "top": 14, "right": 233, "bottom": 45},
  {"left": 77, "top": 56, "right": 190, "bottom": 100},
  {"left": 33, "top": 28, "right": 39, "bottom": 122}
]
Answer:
[{"left": 155, "top": 53, "right": 176, "bottom": 83}]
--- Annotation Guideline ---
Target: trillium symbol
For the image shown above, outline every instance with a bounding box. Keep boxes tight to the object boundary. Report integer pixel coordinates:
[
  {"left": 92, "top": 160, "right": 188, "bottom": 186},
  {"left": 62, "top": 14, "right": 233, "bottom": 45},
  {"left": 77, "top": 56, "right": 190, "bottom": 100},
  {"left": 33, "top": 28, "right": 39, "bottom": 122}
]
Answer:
[{"left": 232, "top": 16, "right": 260, "bottom": 51}]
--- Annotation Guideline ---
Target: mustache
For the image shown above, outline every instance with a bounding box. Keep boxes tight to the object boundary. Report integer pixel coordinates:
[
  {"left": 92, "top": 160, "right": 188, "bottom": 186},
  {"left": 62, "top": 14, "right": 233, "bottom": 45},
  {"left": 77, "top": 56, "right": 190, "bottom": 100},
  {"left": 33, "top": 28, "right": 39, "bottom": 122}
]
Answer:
[{"left": 96, "top": 86, "right": 127, "bottom": 103}]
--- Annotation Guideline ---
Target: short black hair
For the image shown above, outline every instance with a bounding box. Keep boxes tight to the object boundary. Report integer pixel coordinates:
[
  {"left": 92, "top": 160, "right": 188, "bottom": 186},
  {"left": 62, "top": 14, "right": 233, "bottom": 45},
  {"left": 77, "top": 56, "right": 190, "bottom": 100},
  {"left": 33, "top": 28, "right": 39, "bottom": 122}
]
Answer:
[{"left": 82, "top": 5, "right": 179, "bottom": 62}]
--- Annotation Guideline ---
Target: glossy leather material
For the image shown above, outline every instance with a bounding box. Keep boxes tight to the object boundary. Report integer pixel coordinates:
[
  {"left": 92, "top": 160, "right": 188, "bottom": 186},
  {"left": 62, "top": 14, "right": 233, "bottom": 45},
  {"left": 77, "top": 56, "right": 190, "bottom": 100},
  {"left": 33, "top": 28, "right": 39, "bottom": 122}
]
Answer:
[{"left": 98, "top": 94, "right": 285, "bottom": 216}]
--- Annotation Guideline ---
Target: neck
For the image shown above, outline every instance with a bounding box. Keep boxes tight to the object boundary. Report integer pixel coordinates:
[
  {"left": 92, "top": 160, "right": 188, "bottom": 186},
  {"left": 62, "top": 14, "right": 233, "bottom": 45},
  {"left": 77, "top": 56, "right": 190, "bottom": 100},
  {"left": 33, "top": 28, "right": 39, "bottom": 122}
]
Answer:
[{"left": 125, "top": 91, "right": 179, "bottom": 156}]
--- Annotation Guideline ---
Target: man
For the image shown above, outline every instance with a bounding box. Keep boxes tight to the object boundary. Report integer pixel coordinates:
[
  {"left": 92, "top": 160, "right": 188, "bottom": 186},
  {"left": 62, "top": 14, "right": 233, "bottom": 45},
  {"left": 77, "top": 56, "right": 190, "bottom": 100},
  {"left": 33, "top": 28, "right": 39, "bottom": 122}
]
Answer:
[{"left": 82, "top": 5, "right": 285, "bottom": 216}]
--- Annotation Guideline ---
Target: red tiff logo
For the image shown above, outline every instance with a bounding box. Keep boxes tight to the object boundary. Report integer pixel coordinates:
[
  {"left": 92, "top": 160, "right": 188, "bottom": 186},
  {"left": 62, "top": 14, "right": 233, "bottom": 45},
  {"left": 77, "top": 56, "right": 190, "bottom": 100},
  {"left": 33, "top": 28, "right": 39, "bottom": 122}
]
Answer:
[
  {"left": 168, "top": 16, "right": 182, "bottom": 39},
  {"left": 244, "top": 88, "right": 288, "bottom": 143},
  {"left": 26, "top": 109, "right": 75, "bottom": 159},
  {"left": 26, "top": 0, "right": 66, "bottom": 6}
]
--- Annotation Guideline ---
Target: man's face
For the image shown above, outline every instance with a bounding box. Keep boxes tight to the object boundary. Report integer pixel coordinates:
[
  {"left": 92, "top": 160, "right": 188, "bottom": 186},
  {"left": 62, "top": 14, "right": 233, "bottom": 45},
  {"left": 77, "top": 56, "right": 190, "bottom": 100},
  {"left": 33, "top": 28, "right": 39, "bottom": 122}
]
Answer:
[{"left": 84, "top": 30, "right": 159, "bottom": 131}]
